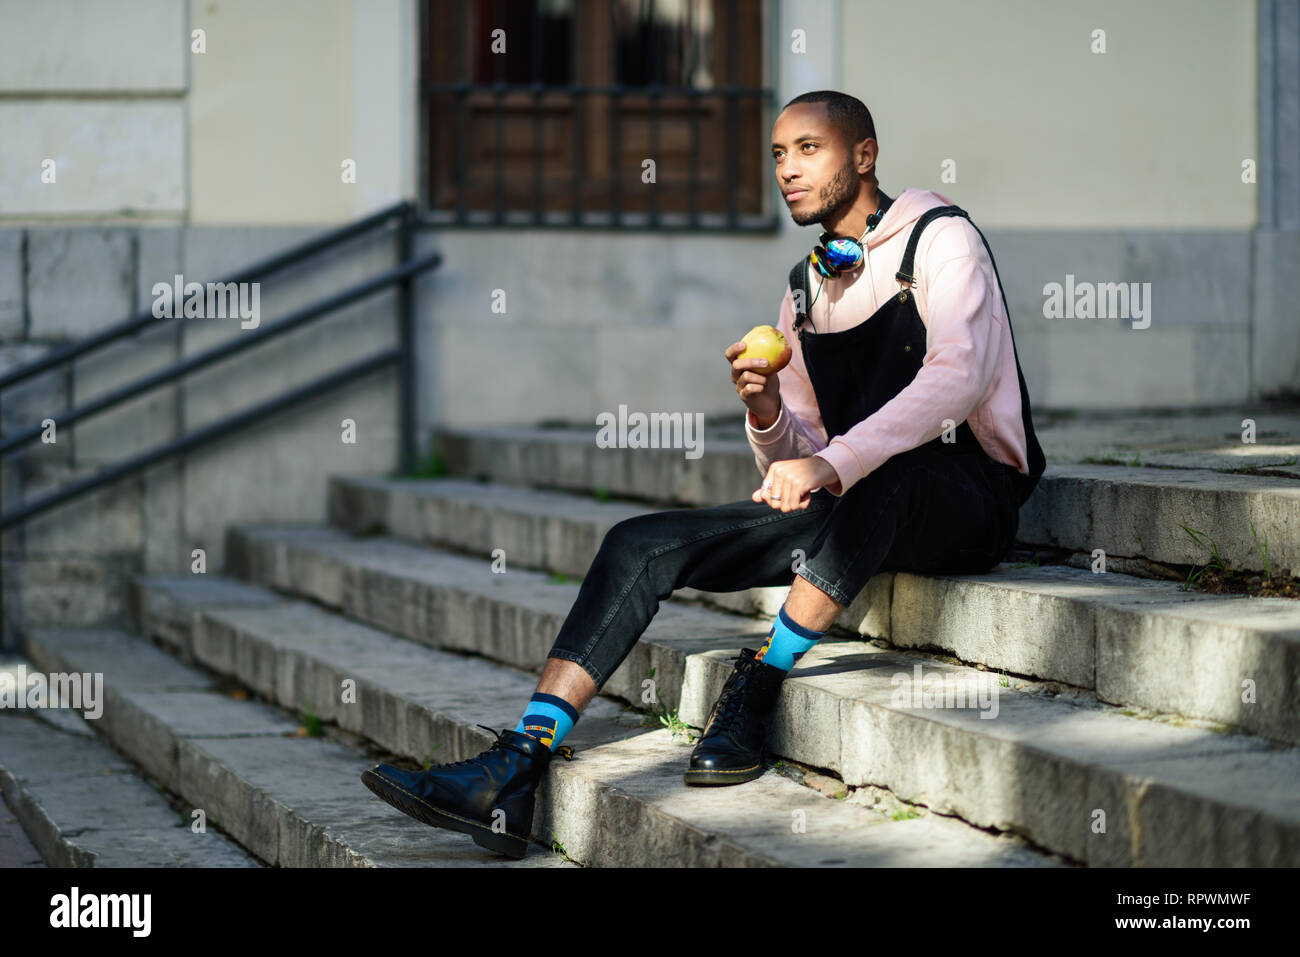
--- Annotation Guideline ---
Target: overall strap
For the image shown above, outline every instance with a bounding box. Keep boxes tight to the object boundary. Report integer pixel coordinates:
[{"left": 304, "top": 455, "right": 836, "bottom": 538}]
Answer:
[
  {"left": 893, "top": 204, "right": 1047, "bottom": 493},
  {"left": 963, "top": 215, "right": 1048, "bottom": 494},
  {"left": 895, "top": 205, "right": 969, "bottom": 287},
  {"left": 788, "top": 258, "right": 812, "bottom": 332}
]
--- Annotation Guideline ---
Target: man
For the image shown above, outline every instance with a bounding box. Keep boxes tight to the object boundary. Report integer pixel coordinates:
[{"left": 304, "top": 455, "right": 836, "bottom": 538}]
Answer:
[{"left": 361, "top": 90, "right": 1046, "bottom": 860}]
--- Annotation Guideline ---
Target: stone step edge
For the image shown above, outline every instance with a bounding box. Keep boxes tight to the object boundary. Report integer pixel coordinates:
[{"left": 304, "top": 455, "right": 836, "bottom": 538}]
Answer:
[
  {"left": 424, "top": 430, "right": 1300, "bottom": 577},
  {"left": 131, "top": 571, "right": 1300, "bottom": 867},
  {"left": 0, "top": 708, "right": 260, "bottom": 868},
  {"left": 223, "top": 521, "right": 1300, "bottom": 748},
  {"left": 23, "top": 621, "right": 1064, "bottom": 869},
  {"left": 331, "top": 468, "right": 1298, "bottom": 580},
  {"left": 429, "top": 424, "right": 1300, "bottom": 488},
  {"left": 16, "top": 627, "right": 577, "bottom": 869}
]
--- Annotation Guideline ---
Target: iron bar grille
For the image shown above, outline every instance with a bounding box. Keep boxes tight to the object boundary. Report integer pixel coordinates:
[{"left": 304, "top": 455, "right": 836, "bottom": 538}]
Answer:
[{"left": 422, "top": 0, "right": 777, "bottom": 231}]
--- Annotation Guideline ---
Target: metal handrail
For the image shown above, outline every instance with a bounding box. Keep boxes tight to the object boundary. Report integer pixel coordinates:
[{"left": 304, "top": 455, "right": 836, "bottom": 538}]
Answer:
[
  {"left": 0, "top": 348, "right": 402, "bottom": 530},
  {"left": 0, "top": 200, "right": 439, "bottom": 646},
  {"left": 0, "top": 253, "right": 440, "bottom": 458},
  {"left": 0, "top": 199, "right": 414, "bottom": 392}
]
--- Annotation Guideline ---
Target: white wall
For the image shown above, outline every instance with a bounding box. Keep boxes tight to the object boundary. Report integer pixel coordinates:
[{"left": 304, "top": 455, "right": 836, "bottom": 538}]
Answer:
[
  {"left": 0, "top": 0, "right": 186, "bottom": 219},
  {"left": 838, "top": 0, "right": 1258, "bottom": 229},
  {"left": 188, "top": 0, "right": 413, "bottom": 224},
  {"left": 0, "top": 0, "right": 414, "bottom": 223}
]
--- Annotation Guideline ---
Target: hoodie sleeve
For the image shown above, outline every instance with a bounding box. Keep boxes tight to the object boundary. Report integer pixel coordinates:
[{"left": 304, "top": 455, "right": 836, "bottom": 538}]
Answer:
[
  {"left": 812, "top": 217, "right": 1005, "bottom": 497},
  {"left": 744, "top": 285, "right": 829, "bottom": 477}
]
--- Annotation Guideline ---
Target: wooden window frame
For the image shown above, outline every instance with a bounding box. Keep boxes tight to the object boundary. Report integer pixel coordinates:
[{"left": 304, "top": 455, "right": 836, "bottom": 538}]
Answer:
[{"left": 418, "top": 0, "right": 778, "bottom": 231}]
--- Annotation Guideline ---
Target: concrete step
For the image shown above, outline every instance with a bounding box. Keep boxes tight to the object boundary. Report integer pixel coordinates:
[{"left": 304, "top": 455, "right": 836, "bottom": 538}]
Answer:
[
  {"left": 0, "top": 796, "right": 45, "bottom": 866},
  {"left": 13, "top": 629, "right": 575, "bottom": 867},
  {"left": 120, "top": 576, "right": 1065, "bottom": 867},
  {"left": 428, "top": 425, "right": 1300, "bottom": 577},
  {"left": 0, "top": 658, "right": 258, "bottom": 867},
  {"left": 321, "top": 478, "right": 1300, "bottom": 745},
  {"left": 138, "top": 548, "right": 1299, "bottom": 867}
]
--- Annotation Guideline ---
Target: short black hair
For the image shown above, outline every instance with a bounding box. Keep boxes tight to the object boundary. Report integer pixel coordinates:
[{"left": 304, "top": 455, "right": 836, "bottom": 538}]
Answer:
[{"left": 782, "top": 90, "right": 876, "bottom": 153}]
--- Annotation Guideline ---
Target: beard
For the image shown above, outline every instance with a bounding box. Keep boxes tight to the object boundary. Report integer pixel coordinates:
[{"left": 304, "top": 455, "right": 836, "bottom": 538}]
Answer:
[{"left": 791, "top": 157, "right": 859, "bottom": 227}]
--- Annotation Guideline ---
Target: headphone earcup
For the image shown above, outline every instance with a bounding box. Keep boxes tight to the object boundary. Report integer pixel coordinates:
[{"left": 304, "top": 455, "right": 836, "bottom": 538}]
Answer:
[{"left": 810, "top": 244, "right": 838, "bottom": 279}]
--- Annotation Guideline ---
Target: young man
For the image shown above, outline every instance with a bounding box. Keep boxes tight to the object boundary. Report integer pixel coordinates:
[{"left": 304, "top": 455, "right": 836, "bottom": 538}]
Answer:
[{"left": 361, "top": 90, "right": 1046, "bottom": 859}]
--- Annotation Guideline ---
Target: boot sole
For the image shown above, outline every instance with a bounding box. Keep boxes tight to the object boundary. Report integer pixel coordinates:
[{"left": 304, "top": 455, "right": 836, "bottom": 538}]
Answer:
[
  {"left": 360, "top": 767, "right": 529, "bottom": 860},
  {"left": 683, "top": 763, "right": 764, "bottom": 786}
]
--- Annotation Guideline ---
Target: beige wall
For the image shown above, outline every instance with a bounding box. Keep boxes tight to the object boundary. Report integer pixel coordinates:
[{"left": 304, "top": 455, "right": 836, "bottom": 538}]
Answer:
[
  {"left": 0, "top": 0, "right": 186, "bottom": 220},
  {"left": 838, "top": 0, "right": 1258, "bottom": 228},
  {"left": 0, "top": 0, "right": 1259, "bottom": 227},
  {"left": 189, "top": 0, "right": 414, "bottom": 224},
  {"left": 0, "top": 0, "right": 413, "bottom": 223}
]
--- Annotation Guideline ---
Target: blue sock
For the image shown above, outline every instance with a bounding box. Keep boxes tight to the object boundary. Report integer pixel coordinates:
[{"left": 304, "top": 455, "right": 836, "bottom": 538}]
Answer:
[
  {"left": 754, "top": 605, "right": 825, "bottom": 671},
  {"left": 513, "top": 692, "right": 580, "bottom": 751}
]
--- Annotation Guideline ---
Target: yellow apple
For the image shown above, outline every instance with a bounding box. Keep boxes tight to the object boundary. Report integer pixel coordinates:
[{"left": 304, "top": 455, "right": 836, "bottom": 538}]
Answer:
[{"left": 739, "top": 324, "right": 792, "bottom": 374}]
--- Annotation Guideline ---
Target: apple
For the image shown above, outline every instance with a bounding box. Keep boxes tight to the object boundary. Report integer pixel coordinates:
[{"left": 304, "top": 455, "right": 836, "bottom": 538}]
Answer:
[{"left": 739, "top": 324, "right": 792, "bottom": 374}]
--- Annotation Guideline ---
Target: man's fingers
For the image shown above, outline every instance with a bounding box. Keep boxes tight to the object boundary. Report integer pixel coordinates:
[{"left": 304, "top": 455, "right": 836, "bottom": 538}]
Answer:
[{"left": 726, "top": 342, "right": 777, "bottom": 382}]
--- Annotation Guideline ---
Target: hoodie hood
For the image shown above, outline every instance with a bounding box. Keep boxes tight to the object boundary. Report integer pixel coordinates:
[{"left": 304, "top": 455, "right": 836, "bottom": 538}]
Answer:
[{"left": 863, "top": 187, "right": 955, "bottom": 249}]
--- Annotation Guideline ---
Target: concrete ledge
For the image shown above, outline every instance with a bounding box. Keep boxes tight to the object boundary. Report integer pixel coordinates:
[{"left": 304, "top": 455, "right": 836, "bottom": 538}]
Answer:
[
  {"left": 124, "top": 580, "right": 1063, "bottom": 867},
  {"left": 322, "top": 477, "right": 1300, "bottom": 744},
  {"left": 429, "top": 427, "right": 1300, "bottom": 576},
  {"left": 22, "top": 616, "right": 1055, "bottom": 868},
  {"left": 0, "top": 703, "right": 256, "bottom": 867},
  {"left": 147, "top": 546, "right": 1300, "bottom": 865},
  {"left": 18, "top": 628, "right": 574, "bottom": 868}
]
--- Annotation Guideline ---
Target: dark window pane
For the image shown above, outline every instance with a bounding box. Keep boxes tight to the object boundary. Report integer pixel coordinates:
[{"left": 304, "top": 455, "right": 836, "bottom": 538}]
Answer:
[
  {"left": 616, "top": 0, "right": 713, "bottom": 88},
  {"left": 471, "top": 0, "right": 575, "bottom": 84},
  {"left": 424, "top": 0, "right": 765, "bottom": 225}
]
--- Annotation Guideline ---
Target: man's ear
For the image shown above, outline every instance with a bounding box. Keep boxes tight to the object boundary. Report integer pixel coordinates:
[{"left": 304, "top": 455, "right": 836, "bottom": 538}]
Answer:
[{"left": 855, "top": 137, "right": 877, "bottom": 176}]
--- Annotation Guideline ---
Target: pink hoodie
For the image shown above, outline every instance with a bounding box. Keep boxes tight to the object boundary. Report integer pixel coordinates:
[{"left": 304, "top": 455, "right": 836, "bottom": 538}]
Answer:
[{"left": 746, "top": 187, "right": 1033, "bottom": 497}]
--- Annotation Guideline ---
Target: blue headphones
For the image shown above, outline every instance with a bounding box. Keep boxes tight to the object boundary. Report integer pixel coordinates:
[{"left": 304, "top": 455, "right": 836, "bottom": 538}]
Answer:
[{"left": 808, "top": 189, "right": 894, "bottom": 279}]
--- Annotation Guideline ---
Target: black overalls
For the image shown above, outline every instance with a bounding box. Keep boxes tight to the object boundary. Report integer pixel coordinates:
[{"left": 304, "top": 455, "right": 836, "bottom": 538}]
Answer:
[
  {"left": 546, "top": 199, "right": 1049, "bottom": 690},
  {"left": 789, "top": 199, "right": 1046, "bottom": 510}
]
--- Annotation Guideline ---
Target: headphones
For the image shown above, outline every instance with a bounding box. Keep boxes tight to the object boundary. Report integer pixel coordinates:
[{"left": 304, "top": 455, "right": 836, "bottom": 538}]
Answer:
[{"left": 808, "top": 189, "right": 894, "bottom": 279}]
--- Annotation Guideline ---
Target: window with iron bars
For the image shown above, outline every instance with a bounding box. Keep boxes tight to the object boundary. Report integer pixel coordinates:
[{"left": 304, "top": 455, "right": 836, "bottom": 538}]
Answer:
[{"left": 421, "top": 0, "right": 776, "bottom": 230}]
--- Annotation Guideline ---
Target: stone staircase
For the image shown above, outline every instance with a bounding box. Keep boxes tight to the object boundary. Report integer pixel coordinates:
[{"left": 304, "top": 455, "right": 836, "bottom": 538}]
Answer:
[{"left": 3, "top": 417, "right": 1298, "bottom": 867}]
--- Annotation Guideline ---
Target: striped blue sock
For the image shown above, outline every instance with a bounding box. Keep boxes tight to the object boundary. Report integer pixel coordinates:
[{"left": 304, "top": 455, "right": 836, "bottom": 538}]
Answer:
[
  {"left": 513, "top": 692, "right": 580, "bottom": 751},
  {"left": 754, "top": 605, "right": 825, "bottom": 671}
]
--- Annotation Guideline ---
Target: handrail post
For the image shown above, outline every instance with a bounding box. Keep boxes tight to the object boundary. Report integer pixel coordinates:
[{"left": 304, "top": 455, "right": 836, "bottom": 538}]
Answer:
[{"left": 397, "top": 201, "right": 416, "bottom": 476}]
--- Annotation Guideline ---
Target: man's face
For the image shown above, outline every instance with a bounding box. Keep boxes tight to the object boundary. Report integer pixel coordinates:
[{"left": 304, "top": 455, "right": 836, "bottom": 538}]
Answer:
[{"left": 771, "top": 102, "right": 859, "bottom": 228}]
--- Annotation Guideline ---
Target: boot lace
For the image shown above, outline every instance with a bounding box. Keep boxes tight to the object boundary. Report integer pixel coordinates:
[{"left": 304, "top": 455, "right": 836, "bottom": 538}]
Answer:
[
  {"left": 435, "top": 724, "right": 577, "bottom": 767},
  {"left": 707, "top": 656, "right": 752, "bottom": 738}
]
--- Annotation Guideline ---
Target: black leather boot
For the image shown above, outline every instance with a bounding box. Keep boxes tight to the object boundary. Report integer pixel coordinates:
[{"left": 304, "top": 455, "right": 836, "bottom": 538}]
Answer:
[
  {"left": 684, "top": 647, "right": 787, "bottom": 786},
  {"left": 360, "top": 725, "right": 574, "bottom": 859}
]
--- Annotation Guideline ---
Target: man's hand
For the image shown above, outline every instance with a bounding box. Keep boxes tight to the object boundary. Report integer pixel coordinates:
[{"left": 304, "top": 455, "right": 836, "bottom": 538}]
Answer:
[
  {"left": 753, "top": 456, "right": 842, "bottom": 511},
  {"left": 725, "top": 339, "right": 781, "bottom": 425}
]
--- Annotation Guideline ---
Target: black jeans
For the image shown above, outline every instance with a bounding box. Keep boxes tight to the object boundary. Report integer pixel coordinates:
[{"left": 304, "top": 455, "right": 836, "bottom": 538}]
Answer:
[{"left": 547, "top": 442, "right": 1022, "bottom": 689}]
